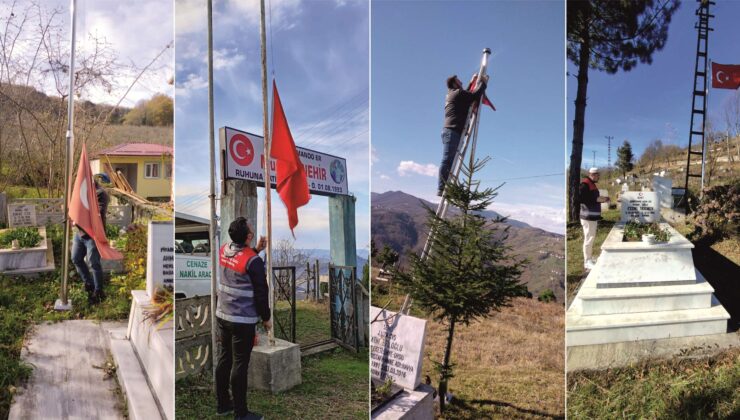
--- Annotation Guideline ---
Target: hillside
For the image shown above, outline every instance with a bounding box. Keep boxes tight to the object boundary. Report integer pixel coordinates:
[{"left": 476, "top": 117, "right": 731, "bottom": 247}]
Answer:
[
  {"left": 371, "top": 191, "right": 565, "bottom": 301},
  {"left": 372, "top": 281, "right": 565, "bottom": 419}
]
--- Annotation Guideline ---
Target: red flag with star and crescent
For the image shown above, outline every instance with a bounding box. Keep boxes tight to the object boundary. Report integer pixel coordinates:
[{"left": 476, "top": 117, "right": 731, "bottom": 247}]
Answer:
[
  {"left": 68, "top": 144, "right": 122, "bottom": 260},
  {"left": 711, "top": 63, "right": 740, "bottom": 90},
  {"left": 467, "top": 75, "right": 496, "bottom": 111},
  {"left": 270, "top": 79, "right": 311, "bottom": 236}
]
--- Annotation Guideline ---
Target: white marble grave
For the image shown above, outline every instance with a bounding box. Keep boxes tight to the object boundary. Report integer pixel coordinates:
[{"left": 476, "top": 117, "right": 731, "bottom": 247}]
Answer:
[
  {"left": 7, "top": 204, "right": 37, "bottom": 227},
  {"left": 567, "top": 217, "right": 730, "bottom": 347}
]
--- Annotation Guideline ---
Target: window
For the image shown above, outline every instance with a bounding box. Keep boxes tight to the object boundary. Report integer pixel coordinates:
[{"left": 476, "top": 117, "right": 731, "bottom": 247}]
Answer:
[
  {"left": 144, "top": 162, "right": 161, "bottom": 178},
  {"left": 164, "top": 161, "right": 173, "bottom": 178}
]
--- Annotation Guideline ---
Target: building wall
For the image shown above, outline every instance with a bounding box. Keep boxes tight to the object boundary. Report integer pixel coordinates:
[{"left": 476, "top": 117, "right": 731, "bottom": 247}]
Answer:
[{"left": 92, "top": 155, "right": 172, "bottom": 200}]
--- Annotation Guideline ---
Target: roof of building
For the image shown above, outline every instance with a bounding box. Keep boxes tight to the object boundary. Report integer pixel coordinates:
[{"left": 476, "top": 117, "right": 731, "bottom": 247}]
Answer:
[{"left": 93, "top": 142, "right": 173, "bottom": 158}]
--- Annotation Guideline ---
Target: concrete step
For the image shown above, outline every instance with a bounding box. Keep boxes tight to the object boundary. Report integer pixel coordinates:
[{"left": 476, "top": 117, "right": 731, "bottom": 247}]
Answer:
[
  {"left": 567, "top": 301, "right": 730, "bottom": 347},
  {"left": 108, "top": 328, "right": 163, "bottom": 420},
  {"left": 578, "top": 272, "right": 715, "bottom": 315}
]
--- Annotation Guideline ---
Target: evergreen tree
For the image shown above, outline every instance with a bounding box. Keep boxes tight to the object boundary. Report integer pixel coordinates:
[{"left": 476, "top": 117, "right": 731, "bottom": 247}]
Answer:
[
  {"left": 392, "top": 158, "right": 526, "bottom": 412},
  {"left": 376, "top": 245, "right": 399, "bottom": 271},
  {"left": 616, "top": 140, "right": 635, "bottom": 178},
  {"left": 567, "top": 0, "right": 679, "bottom": 222}
]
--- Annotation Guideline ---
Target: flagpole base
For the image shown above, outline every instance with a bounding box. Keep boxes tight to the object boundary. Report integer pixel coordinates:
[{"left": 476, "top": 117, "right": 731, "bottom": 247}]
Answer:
[{"left": 54, "top": 298, "right": 73, "bottom": 311}]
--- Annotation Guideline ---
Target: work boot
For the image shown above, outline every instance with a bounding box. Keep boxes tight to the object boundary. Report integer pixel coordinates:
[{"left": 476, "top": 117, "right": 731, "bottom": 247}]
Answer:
[
  {"left": 234, "top": 412, "right": 263, "bottom": 420},
  {"left": 91, "top": 289, "right": 105, "bottom": 305},
  {"left": 216, "top": 403, "right": 233, "bottom": 416}
]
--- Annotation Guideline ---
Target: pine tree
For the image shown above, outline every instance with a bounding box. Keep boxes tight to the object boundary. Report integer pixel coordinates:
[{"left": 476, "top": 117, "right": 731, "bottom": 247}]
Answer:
[
  {"left": 392, "top": 158, "right": 526, "bottom": 412},
  {"left": 616, "top": 140, "right": 635, "bottom": 178},
  {"left": 567, "top": 0, "right": 679, "bottom": 222}
]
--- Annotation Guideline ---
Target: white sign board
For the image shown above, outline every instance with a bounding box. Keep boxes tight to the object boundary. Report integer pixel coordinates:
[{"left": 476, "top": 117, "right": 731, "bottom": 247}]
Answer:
[
  {"left": 220, "top": 126, "right": 349, "bottom": 196},
  {"left": 146, "top": 221, "right": 174, "bottom": 297},
  {"left": 652, "top": 176, "right": 673, "bottom": 209},
  {"left": 7, "top": 204, "right": 37, "bottom": 227},
  {"left": 175, "top": 255, "right": 211, "bottom": 297},
  {"left": 370, "top": 306, "right": 426, "bottom": 391},
  {"left": 621, "top": 191, "right": 660, "bottom": 223}
]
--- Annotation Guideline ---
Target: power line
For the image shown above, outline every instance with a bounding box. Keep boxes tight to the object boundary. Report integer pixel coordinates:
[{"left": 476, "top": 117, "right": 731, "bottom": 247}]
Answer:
[{"left": 482, "top": 172, "right": 564, "bottom": 182}]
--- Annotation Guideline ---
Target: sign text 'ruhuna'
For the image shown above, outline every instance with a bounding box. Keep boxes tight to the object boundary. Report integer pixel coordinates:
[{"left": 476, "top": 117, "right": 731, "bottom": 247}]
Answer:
[{"left": 220, "top": 126, "right": 349, "bottom": 196}]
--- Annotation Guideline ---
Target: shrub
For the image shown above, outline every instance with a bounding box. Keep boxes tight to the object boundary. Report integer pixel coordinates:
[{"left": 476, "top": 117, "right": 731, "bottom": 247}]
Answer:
[
  {"left": 690, "top": 181, "right": 740, "bottom": 240},
  {"left": 538, "top": 289, "right": 556, "bottom": 303},
  {"left": 0, "top": 227, "right": 42, "bottom": 249}
]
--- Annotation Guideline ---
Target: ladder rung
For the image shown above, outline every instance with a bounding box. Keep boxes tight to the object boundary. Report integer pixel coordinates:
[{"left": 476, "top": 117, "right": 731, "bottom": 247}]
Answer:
[
  {"left": 692, "top": 109, "right": 705, "bottom": 114},
  {"left": 688, "top": 174, "right": 702, "bottom": 178},
  {"left": 696, "top": 71, "right": 706, "bottom": 77},
  {"left": 689, "top": 150, "right": 703, "bottom": 155},
  {"left": 694, "top": 90, "right": 706, "bottom": 96},
  {"left": 690, "top": 130, "right": 704, "bottom": 136},
  {"left": 698, "top": 52, "right": 707, "bottom": 57}
]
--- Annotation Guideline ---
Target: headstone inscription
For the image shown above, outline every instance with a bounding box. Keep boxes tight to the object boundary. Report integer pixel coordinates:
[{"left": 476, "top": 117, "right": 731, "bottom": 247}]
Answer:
[
  {"left": 146, "top": 220, "right": 175, "bottom": 297},
  {"left": 7, "top": 204, "right": 37, "bottom": 228},
  {"left": 370, "top": 306, "right": 426, "bottom": 391},
  {"left": 620, "top": 191, "right": 659, "bottom": 223}
]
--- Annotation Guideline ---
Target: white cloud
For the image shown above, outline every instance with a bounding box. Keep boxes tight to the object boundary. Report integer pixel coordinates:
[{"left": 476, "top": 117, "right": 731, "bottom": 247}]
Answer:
[
  {"left": 211, "top": 48, "right": 246, "bottom": 70},
  {"left": 379, "top": 174, "right": 390, "bottom": 180},
  {"left": 397, "top": 161, "right": 438, "bottom": 177},
  {"left": 489, "top": 202, "right": 565, "bottom": 235}
]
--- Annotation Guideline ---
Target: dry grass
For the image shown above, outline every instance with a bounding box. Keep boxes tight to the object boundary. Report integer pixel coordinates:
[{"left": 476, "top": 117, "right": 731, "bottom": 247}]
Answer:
[
  {"left": 424, "top": 297, "right": 565, "bottom": 419},
  {"left": 373, "top": 278, "right": 565, "bottom": 419}
]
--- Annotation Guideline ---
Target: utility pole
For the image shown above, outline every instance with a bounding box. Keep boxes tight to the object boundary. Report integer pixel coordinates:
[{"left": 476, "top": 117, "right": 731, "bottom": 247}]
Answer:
[
  {"left": 592, "top": 151, "right": 596, "bottom": 169},
  {"left": 605, "top": 135, "right": 613, "bottom": 178}
]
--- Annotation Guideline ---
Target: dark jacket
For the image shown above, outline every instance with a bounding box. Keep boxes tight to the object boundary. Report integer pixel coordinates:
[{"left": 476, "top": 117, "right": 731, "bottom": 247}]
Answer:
[
  {"left": 216, "top": 242, "right": 270, "bottom": 324},
  {"left": 579, "top": 177, "right": 601, "bottom": 221},
  {"left": 443, "top": 80, "right": 487, "bottom": 134},
  {"left": 78, "top": 184, "right": 109, "bottom": 238}
]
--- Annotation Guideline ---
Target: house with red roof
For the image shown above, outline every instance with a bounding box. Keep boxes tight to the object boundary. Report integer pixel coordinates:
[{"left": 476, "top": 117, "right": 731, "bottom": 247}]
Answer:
[{"left": 90, "top": 142, "right": 173, "bottom": 201}]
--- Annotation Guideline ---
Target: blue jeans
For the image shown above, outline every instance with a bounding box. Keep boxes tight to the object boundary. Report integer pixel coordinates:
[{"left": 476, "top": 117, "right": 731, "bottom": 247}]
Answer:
[
  {"left": 71, "top": 232, "right": 103, "bottom": 292},
  {"left": 438, "top": 128, "right": 462, "bottom": 192}
]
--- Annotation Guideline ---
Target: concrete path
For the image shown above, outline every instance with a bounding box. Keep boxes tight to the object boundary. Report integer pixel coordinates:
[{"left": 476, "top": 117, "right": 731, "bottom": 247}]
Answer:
[{"left": 9, "top": 320, "right": 127, "bottom": 420}]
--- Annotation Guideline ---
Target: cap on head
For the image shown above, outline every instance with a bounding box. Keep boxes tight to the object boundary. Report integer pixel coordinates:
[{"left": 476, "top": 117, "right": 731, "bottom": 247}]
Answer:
[
  {"left": 228, "top": 217, "right": 251, "bottom": 245},
  {"left": 94, "top": 173, "right": 111, "bottom": 184},
  {"left": 588, "top": 167, "right": 600, "bottom": 175}
]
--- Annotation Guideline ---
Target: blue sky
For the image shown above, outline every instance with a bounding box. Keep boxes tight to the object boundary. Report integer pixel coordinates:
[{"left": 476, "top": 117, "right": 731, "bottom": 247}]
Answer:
[
  {"left": 371, "top": 0, "right": 565, "bottom": 234},
  {"left": 174, "top": 0, "right": 369, "bottom": 252},
  {"left": 567, "top": 1, "right": 740, "bottom": 170}
]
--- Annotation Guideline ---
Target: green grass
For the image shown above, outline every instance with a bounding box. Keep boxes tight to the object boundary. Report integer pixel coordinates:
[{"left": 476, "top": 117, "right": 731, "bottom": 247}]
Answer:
[
  {"left": 568, "top": 348, "right": 740, "bottom": 419},
  {"left": 566, "top": 209, "right": 619, "bottom": 306},
  {"left": 0, "top": 224, "right": 140, "bottom": 419},
  {"left": 2, "top": 185, "right": 51, "bottom": 199},
  {"left": 175, "top": 348, "right": 369, "bottom": 419}
]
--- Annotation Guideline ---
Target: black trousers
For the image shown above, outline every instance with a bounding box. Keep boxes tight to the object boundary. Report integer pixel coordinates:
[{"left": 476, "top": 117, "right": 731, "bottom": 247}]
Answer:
[{"left": 215, "top": 317, "right": 256, "bottom": 416}]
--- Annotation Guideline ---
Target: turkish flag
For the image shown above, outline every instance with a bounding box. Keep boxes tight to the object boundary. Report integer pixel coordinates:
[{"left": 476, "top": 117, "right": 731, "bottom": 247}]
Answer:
[
  {"left": 69, "top": 144, "right": 123, "bottom": 260},
  {"left": 270, "top": 79, "right": 310, "bottom": 235},
  {"left": 711, "top": 63, "right": 740, "bottom": 89},
  {"left": 467, "top": 75, "right": 496, "bottom": 111}
]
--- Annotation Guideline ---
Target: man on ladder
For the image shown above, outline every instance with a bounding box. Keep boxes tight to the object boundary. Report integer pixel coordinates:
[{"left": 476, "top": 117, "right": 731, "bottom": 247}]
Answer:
[{"left": 438, "top": 73, "right": 489, "bottom": 196}]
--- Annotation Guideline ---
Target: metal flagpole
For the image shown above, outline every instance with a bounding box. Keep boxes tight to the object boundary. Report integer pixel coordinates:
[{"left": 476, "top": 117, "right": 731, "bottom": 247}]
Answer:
[
  {"left": 259, "top": 0, "right": 275, "bottom": 346},
  {"left": 56, "top": 0, "right": 77, "bottom": 311},
  {"left": 207, "top": 0, "right": 219, "bottom": 377}
]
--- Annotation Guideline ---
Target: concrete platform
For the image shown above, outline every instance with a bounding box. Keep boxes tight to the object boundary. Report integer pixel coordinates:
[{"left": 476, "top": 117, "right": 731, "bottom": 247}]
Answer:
[
  {"left": 576, "top": 269, "right": 715, "bottom": 315},
  {"left": 567, "top": 331, "right": 740, "bottom": 371},
  {"left": 248, "top": 336, "right": 302, "bottom": 393},
  {"left": 108, "top": 327, "right": 163, "bottom": 420},
  {"left": 9, "top": 320, "right": 126, "bottom": 420},
  {"left": 372, "top": 384, "right": 435, "bottom": 420},
  {"left": 0, "top": 237, "right": 55, "bottom": 276},
  {"left": 128, "top": 290, "right": 174, "bottom": 420}
]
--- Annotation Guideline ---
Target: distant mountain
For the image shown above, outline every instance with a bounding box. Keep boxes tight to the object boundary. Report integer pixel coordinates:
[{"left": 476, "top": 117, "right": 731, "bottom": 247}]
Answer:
[{"left": 371, "top": 190, "right": 565, "bottom": 301}]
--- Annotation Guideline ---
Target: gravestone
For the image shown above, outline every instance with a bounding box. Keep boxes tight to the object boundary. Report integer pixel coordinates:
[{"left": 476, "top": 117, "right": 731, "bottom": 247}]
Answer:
[
  {"left": 599, "top": 189, "right": 609, "bottom": 212},
  {"left": 652, "top": 176, "right": 673, "bottom": 209},
  {"left": 146, "top": 220, "right": 174, "bottom": 297},
  {"left": 7, "top": 204, "right": 37, "bottom": 228},
  {"left": 621, "top": 183, "right": 629, "bottom": 193},
  {"left": 620, "top": 191, "right": 659, "bottom": 223},
  {"left": 370, "top": 306, "right": 426, "bottom": 391}
]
